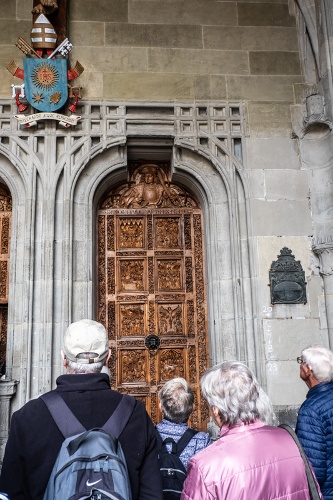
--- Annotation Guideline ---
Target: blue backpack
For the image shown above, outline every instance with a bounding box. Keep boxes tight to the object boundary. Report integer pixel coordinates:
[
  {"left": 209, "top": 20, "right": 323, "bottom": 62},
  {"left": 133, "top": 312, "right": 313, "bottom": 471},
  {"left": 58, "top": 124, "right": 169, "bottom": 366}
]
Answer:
[{"left": 41, "top": 391, "right": 135, "bottom": 500}]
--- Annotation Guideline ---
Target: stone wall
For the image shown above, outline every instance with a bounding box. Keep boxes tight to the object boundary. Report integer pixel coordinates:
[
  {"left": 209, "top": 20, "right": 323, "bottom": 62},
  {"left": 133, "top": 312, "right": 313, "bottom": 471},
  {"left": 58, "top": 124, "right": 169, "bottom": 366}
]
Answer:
[{"left": 0, "top": 0, "right": 328, "bottom": 430}]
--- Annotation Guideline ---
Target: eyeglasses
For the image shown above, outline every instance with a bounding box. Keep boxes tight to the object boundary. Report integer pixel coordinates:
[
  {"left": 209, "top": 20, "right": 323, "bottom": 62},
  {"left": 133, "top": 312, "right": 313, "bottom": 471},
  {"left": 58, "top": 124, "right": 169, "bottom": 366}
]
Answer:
[{"left": 296, "top": 356, "right": 303, "bottom": 364}]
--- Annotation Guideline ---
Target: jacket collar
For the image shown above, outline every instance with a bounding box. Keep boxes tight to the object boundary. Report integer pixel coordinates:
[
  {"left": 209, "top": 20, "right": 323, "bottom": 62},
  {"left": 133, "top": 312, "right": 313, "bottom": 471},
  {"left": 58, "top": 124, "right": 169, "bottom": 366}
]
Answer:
[
  {"left": 55, "top": 373, "right": 111, "bottom": 392},
  {"left": 307, "top": 381, "right": 333, "bottom": 399},
  {"left": 219, "top": 419, "right": 265, "bottom": 438}
]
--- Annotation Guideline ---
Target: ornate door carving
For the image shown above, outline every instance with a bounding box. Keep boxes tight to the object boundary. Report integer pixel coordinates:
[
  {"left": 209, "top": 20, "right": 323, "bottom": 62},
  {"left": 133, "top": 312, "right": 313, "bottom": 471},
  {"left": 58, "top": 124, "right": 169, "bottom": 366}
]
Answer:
[
  {"left": 97, "top": 164, "right": 209, "bottom": 429},
  {"left": 0, "top": 184, "right": 12, "bottom": 377}
]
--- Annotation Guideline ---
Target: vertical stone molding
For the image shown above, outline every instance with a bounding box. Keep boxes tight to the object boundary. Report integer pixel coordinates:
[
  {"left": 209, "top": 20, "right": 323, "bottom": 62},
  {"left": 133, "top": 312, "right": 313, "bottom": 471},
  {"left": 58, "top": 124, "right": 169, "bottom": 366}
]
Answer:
[
  {"left": 0, "top": 380, "right": 17, "bottom": 466},
  {"left": 313, "top": 243, "right": 333, "bottom": 346}
]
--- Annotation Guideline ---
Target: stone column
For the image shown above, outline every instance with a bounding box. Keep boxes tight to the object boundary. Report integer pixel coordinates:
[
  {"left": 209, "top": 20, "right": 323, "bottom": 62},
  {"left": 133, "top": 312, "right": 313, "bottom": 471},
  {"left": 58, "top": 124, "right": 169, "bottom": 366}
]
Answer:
[
  {"left": 313, "top": 243, "right": 333, "bottom": 347},
  {"left": 0, "top": 380, "right": 17, "bottom": 467}
]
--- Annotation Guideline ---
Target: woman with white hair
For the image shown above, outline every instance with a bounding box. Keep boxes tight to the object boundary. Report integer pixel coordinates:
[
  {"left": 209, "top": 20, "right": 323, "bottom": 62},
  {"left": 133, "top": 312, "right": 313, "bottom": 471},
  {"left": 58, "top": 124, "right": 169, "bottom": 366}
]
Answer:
[
  {"left": 157, "top": 377, "right": 211, "bottom": 469},
  {"left": 181, "top": 361, "right": 318, "bottom": 499},
  {"left": 296, "top": 345, "right": 333, "bottom": 498}
]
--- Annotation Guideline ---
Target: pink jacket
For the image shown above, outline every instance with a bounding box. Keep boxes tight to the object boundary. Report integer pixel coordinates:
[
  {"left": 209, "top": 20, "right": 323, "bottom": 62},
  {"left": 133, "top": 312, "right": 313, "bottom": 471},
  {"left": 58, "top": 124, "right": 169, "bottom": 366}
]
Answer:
[{"left": 181, "top": 420, "right": 320, "bottom": 500}]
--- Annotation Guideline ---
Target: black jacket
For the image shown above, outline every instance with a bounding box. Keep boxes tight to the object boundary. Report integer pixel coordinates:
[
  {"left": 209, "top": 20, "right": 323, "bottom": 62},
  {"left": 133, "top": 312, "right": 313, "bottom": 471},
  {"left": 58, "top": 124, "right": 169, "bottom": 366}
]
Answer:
[{"left": 0, "top": 373, "right": 163, "bottom": 500}]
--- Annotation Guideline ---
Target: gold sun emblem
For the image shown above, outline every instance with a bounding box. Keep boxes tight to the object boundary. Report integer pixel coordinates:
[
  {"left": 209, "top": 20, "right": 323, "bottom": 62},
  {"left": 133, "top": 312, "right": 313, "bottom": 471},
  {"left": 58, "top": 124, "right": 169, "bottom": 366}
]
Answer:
[{"left": 32, "top": 62, "right": 59, "bottom": 91}]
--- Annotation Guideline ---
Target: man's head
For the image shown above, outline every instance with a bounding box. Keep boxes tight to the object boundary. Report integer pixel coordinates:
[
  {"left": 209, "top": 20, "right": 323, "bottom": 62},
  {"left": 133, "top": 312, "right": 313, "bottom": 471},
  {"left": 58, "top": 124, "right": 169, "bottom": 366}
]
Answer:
[
  {"left": 62, "top": 319, "right": 109, "bottom": 374},
  {"left": 298, "top": 345, "right": 333, "bottom": 388}
]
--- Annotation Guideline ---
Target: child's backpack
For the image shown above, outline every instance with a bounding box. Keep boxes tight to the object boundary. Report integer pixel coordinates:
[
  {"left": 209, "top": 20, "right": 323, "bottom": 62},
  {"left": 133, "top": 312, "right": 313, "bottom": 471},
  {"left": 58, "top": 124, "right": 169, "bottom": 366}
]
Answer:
[
  {"left": 156, "top": 428, "right": 198, "bottom": 500},
  {"left": 41, "top": 391, "right": 135, "bottom": 500}
]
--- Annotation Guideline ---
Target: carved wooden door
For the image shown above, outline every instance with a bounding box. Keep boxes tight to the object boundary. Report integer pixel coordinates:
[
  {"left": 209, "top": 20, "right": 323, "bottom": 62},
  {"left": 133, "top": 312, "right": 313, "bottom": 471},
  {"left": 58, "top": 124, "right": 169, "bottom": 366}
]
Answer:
[
  {"left": 97, "top": 164, "right": 209, "bottom": 429},
  {"left": 0, "top": 184, "right": 12, "bottom": 376}
]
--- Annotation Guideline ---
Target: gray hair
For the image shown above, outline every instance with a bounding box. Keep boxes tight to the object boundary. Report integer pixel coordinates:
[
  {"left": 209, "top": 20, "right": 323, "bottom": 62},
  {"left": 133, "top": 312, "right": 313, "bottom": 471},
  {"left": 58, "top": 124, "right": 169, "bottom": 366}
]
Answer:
[
  {"left": 158, "top": 377, "right": 194, "bottom": 424},
  {"left": 200, "top": 361, "right": 275, "bottom": 427},
  {"left": 302, "top": 345, "right": 333, "bottom": 382},
  {"left": 66, "top": 352, "right": 104, "bottom": 374}
]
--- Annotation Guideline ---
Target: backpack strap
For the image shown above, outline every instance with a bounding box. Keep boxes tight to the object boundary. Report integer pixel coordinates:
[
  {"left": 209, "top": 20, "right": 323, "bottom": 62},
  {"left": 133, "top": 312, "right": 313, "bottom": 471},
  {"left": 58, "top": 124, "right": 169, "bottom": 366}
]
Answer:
[
  {"left": 102, "top": 394, "right": 136, "bottom": 439},
  {"left": 41, "top": 391, "right": 136, "bottom": 440},
  {"left": 41, "top": 391, "right": 85, "bottom": 438},
  {"left": 156, "top": 427, "right": 198, "bottom": 456},
  {"left": 174, "top": 428, "right": 198, "bottom": 455}
]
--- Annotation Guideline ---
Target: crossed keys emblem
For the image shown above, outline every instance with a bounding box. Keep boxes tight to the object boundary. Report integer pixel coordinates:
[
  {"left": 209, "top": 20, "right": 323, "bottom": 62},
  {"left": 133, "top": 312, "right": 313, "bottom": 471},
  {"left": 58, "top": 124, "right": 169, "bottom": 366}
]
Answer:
[{"left": 16, "top": 36, "right": 73, "bottom": 59}]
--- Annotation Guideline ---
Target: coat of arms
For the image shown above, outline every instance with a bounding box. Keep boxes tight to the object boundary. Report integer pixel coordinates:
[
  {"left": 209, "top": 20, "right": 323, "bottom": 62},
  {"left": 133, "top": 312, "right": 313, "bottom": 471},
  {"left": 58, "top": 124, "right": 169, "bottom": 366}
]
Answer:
[{"left": 6, "top": 8, "right": 84, "bottom": 127}]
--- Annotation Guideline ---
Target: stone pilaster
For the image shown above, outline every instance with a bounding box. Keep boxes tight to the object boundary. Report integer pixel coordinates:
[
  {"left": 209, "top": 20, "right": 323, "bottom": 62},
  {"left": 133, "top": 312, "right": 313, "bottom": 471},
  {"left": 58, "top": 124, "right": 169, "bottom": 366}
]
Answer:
[
  {"left": 313, "top": 243, "right": 333, "bottom": 346},
  {"left": 0, "top": 380, "right": 17, "bottom": 467}
]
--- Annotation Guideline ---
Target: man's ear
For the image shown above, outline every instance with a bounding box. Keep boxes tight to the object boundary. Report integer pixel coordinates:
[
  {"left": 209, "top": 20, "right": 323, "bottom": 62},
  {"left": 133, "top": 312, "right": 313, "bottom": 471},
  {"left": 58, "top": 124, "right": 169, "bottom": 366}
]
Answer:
[
  {"left": 105, "top": 349, "right": 111, "bottom": 365},
  {"left": 61, "top": 349, "right": 68, "bottom": 368}
]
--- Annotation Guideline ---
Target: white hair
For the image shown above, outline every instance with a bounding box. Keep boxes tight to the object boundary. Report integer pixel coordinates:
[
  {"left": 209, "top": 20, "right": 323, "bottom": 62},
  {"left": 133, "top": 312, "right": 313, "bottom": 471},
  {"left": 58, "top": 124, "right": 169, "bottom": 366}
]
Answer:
[
  {"left": 302, "top": 345, "right": 333, "bottom": 382},
  {"left": 66, "top": 352, "right": 104, "bottom": 374},
  {"left": 200, "top": 361, "right": 276, "bottom": 426},
  {"left": 158, "top": 377, "right": 194, "bottom": 424}
]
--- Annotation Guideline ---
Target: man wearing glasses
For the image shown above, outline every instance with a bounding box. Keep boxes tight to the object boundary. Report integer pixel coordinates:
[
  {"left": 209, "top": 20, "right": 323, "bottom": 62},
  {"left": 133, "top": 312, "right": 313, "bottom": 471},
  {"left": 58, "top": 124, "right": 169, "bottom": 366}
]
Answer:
[{"left": 296, "top": 345, "right": 333, "bottom": 499}]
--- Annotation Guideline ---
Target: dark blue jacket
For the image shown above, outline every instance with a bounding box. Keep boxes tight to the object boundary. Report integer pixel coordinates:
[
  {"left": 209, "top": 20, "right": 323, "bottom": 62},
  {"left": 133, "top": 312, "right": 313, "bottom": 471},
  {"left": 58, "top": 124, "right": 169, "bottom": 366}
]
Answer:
[{"left": 296, "top": 381, "right": 333, "bottom": 499}]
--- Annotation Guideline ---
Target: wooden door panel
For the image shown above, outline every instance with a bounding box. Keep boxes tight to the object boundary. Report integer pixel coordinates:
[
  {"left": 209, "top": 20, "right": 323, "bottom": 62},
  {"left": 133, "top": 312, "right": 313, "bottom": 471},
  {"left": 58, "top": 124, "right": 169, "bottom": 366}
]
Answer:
[
  {"left": 0, "top": 184, "right": 11, "bottom": 375},
  {"left": 98, "top": 164, "right": 209, "bottom": 430}
]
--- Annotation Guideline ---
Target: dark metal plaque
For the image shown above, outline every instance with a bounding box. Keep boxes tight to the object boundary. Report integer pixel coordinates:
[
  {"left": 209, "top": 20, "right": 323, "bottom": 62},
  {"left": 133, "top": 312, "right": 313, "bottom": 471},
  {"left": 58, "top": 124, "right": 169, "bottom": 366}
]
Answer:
[{"left": 269, "top": 247, "right": 307, "bottom": 304}]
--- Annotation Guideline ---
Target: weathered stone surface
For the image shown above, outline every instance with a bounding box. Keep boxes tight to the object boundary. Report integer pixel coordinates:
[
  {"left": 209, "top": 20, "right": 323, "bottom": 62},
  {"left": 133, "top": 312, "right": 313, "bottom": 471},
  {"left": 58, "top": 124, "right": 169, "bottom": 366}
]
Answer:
[
  {"left": 0, "top": 70, "right": 13, "bottom": 98},
  {"left": 250, "top": 51, "right": 301, "bottom": 75},
  {"left": 246, "top": 138, "right": 299, "bottom": 170},
  {"left": 248, "top": 102, "right": 293, "bottom": 138},
  {"left": 69, "top": 21, "right": 105, "bottom": 47},
  {"left": 71, "top": 46, "right": 148, "bottom": 73},
  {"left": 0, "top": 20, "right": 30, "bottom": 45},
  {"left": 293, "top": 83, "right": 316, "bottom": 105},
  {"left": 227, "top": 76, "right": 301, "bottom": 101},
  {"left": 204, "top": 26, "right": 298, "bottom": 51},
  {"left": 106, "top": 23, "right": 202, "bottom": 48},
  {"left": 0, "top": 1, "right": 16, "bottom": 19},
  {"left": 104, "top": 73, "right": 199, "bottom": 100},
  {"left": 250, "top": 199, "right": 312, "bottom": 236},
  {"left": 129, "top": 0, "right": 237, "bottom": 25},
  {"left": 267, "top": 360, "right": 307, "bottom": 405},
  {"left": 265, "top": 169, "right": 309, "bottom": 200},
  {"left": 16, "top": 0, "right": 32, "bottom": 20},
  {"left": 247, "top": 170, "right": 265, "bottom": 199},
  {"left": 71, "top": 0, "right": 128, "bottom": 22},
  {"left": 209, "top": 76, "right": 228, "bottom": 100},
  {"left": 75, "top": 71, "right": 103, "bottom": 99},
  {"left": 238, "top": 3, "right": 296, "bottom": 27},
  {"left": 148, "top": 48, "right": 249, "bottom": 75}
]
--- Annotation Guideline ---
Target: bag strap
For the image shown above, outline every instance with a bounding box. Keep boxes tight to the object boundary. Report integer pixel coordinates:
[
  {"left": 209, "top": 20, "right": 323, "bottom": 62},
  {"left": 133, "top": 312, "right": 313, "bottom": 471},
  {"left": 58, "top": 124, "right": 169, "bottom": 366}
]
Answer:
[
  {"left": 175, "top": 428, "right": 198, "bottom": 455},
  {"left": 102, "top": 394, "right": 135, "bottom": 439},
  {"left": 278, "top": 424, "right": 321, "bottom": 500},
  {"left": 41, "top": 391, "right": 135, "bottom": 440},
  {"left": 156, "top": 427, "right": 198, "bottom": 456},
  {"left": 41, "top": 391, "right": 85, "bottom": 437}
]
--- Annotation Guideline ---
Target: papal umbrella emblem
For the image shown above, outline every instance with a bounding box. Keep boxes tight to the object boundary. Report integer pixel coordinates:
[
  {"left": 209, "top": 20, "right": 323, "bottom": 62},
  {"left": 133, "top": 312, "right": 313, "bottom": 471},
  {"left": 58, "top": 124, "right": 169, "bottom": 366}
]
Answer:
[{"left": 23, "top": 58, "right": 68, "bottom": 112}]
